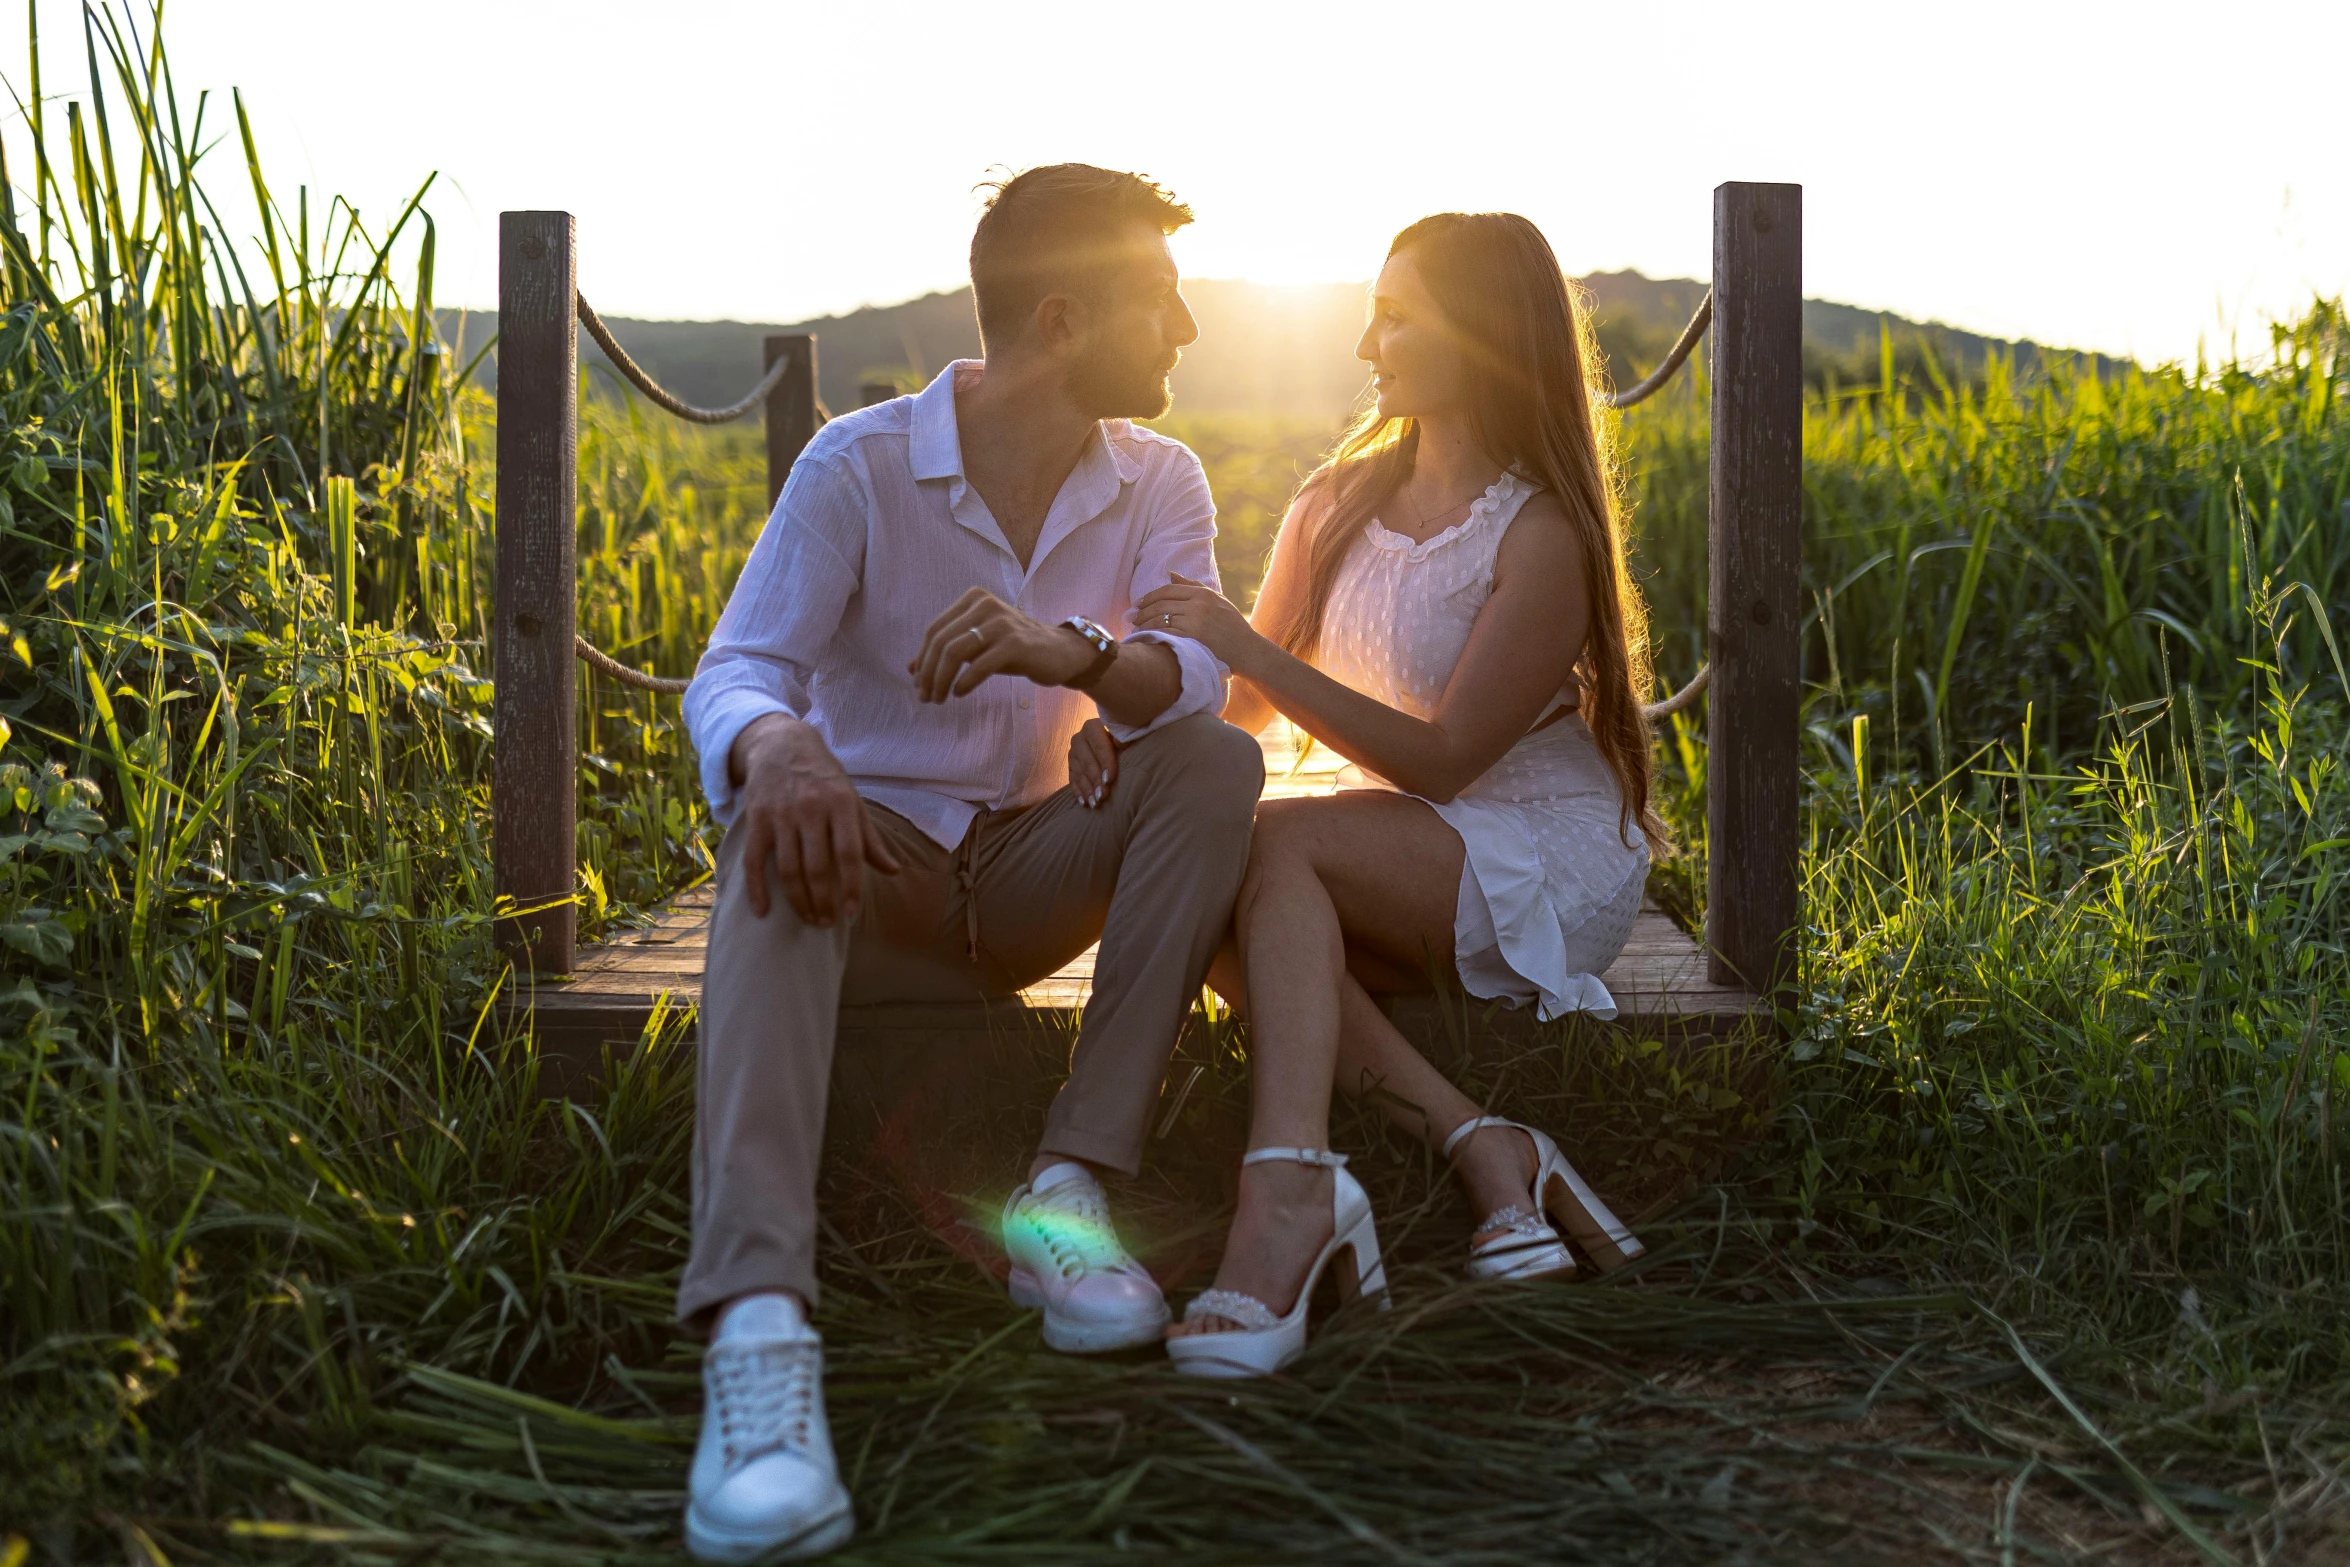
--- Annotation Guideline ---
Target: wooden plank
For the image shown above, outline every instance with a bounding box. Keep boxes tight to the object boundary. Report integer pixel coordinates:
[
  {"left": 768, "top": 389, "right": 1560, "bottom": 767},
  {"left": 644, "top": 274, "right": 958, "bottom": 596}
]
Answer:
[
  {"left": 1707, "top": 181, "right": 1804, "bottom": 998},
  {"left": 493, "top": 212, "right": 579, "bottom": 973},
  {"left": 516, "top": 722, "right": 1762, "bottom": 1076},
  {"left": 763, "top": 334, "right": 819, "bottom": 509},
  {"left": 523, "top": 904, "right": 1749, "bottom": 1058},
  {"left": 858, "top": 382, "right": 896, "bottom": 408}
]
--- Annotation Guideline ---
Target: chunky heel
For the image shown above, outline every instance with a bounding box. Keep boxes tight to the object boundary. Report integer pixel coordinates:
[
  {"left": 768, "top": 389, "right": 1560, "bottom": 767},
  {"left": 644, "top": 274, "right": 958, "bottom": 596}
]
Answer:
[
  {"left": 1335, "top": 1216, "right": 1390, "bottom": 1310},
  {"left": 1540, "top": 1158, "right": 1644, "bottom": 1272},
  {"left": 1444, "top": 1116, "right": 1642, "bottom": 1279},
  {"left": 1351, "top": 1255, "right": 1392, "bottom": 1311},
  {"left": 1166, "top": 1148, "right": 1386, "bottom": 1379}
]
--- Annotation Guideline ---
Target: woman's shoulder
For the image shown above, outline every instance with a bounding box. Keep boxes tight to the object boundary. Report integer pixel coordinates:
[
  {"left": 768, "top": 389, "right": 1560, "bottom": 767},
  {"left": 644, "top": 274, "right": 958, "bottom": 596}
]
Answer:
[
  {"left": 1491, "top": 485, "right": 1584, "bottom": 579},
  {"left": 1494, "top": 479, "right": 1573, "bottom": 540}
]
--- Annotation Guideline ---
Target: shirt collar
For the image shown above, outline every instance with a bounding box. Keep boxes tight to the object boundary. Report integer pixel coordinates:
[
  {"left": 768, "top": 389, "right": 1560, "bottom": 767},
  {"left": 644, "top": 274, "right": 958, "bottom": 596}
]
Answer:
[
  {"left": 906, "top": 361, "right": 971, "bottom": 482},
  {"left": 907, "top": 361, "right": 1144, "bottom": 570},
  {"left": 1098, "top": 419, "right": 1144, "bottom": 486}
]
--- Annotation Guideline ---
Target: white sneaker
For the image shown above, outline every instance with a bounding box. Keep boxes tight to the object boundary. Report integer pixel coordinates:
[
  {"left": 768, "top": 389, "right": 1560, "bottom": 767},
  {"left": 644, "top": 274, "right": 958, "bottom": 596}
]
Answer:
[
  {"left": 1002, "top": 1161, "right": 1170, "bottom": 1353},
  {"left": 684, "top": 1295, "right": 855, "bottom": 1562}
]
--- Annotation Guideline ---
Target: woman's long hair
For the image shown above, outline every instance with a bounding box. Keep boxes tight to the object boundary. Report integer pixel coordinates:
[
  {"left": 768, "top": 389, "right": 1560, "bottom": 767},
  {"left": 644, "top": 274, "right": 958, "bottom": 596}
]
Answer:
[{"left": 1278, "top": 212, "right": 1665, "bottom": 849}]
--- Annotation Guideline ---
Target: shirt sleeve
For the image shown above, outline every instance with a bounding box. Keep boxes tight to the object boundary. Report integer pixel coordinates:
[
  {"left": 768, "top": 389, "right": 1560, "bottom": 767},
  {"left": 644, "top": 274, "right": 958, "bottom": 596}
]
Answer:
[
  {"left": 1101, "top": 447, "right": 1228, "bottom": 744},
  {"left": 682, "top": 454, "right": 865, "bottom": 826}
]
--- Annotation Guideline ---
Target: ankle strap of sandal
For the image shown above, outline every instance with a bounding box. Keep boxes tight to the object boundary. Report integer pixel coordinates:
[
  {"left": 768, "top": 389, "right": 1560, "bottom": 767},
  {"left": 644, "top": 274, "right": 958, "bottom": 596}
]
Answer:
[
  {"left": 1240, "top": 1146, "right": 1348, "bottom": 1169},
  {"left": 1440, "top": 1115, "right": 1517, "bottom": 1161}
]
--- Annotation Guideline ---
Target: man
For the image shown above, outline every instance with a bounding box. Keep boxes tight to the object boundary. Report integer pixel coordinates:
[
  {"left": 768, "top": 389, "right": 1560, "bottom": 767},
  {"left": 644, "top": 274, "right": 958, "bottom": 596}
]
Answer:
[{"left": 676, "top": 165, "right": 1263, "bottom": 1561}]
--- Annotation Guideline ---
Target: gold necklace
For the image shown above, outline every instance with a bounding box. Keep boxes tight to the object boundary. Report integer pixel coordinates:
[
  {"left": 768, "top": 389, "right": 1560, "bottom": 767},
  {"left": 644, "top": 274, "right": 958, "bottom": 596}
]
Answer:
[{"left": 1400, "top": 481, "right": 1492, "bottom": 532}]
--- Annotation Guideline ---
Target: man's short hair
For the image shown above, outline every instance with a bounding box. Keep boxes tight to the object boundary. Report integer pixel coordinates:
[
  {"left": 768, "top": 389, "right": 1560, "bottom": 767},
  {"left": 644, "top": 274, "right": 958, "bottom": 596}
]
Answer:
[{"left": 969, "top": 165, "right": 1193, "bottom": 348}]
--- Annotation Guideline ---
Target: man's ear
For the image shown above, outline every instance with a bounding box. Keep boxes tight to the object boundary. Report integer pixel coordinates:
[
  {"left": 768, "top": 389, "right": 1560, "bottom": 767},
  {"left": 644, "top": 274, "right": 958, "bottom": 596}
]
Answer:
[{"left": 1032, "top": 291, "right": 1085, "bottom": 359}]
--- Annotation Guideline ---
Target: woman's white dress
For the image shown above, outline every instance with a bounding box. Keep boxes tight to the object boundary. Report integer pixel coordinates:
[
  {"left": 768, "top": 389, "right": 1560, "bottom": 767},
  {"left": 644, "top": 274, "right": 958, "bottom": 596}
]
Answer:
[{"left": 1315, "top": 471, "right": 1650, "bottom": 1021}]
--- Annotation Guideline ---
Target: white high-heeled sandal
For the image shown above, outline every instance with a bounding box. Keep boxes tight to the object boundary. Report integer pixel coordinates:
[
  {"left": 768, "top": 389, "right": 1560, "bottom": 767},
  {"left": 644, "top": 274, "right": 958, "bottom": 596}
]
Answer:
[
  {"left": 1165, "top": 1148, "right": 1388, "bottom": 1380},
  {"left": 1444, "top": 1116, "right": 1644, "bottom": 1278}
]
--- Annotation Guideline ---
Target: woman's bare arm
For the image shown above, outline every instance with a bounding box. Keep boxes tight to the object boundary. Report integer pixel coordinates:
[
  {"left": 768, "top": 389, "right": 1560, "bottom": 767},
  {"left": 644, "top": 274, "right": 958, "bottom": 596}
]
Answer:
[
  {"left": 1217, "top": 487, "right": 1320, "bottom": 736},
  {"left": 1137, "top": 492, "right": 1588, "bottom": 802}
]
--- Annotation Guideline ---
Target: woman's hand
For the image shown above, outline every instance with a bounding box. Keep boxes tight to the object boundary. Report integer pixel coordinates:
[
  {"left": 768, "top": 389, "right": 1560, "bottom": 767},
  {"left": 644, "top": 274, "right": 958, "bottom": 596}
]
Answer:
[
  {"left": 1134, "top": 573, "right": 1267, "bottom": 674},
  {"left": 1068, "top": 717, "right": 1118, "bottom": 809}
]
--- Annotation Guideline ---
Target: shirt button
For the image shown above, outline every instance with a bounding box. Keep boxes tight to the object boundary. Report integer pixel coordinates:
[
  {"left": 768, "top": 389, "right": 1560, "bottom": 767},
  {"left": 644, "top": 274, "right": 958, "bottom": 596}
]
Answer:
[{"left": 1018, "top": 692, "right": 1033, "bottom": 710}]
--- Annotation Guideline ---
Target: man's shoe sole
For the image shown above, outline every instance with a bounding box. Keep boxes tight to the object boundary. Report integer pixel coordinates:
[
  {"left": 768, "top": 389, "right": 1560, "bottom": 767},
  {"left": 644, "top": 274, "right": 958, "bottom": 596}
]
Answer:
[
  {"left": 684, "top": 1499, "right": 855, "bottom": 1562},
  {"left": 1006, "top": 1268, "right": 1170, "bottom": 1353}
]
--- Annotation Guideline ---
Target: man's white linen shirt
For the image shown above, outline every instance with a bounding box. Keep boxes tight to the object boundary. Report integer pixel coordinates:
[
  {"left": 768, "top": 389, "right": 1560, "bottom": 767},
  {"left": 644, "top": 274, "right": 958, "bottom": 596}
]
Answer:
[{"left": 683, "top": 362, "right": 1230, "bottom": 849}]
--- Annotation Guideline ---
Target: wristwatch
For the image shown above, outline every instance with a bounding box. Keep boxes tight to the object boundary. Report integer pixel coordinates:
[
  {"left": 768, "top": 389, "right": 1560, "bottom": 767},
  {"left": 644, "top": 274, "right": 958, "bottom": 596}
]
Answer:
[{"left": 1060, "top": 616, "right": 1119, "bottom": 691}]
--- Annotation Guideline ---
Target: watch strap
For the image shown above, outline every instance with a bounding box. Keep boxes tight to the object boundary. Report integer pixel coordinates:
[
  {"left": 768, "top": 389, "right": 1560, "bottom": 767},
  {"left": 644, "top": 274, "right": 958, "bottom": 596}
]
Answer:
[{"left": 1062, "top": 619, "right": 1119, "bottom": 692}]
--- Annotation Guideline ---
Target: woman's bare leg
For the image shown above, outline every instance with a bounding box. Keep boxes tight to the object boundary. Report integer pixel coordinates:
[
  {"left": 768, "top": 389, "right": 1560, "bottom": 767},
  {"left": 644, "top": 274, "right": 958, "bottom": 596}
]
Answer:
[
  {"left": 1175, "top": 793, "right": 1539, "bottom": 1334},
  {"left": 1214, "top": 938, "right": 1543, "bottom": 1232},
  {"left": 1210, "top": 941, "right": 1480, "bottom": 1149}
]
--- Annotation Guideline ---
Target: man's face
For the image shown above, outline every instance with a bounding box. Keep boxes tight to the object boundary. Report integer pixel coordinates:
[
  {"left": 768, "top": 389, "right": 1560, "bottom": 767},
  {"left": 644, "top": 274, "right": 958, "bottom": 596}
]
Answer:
[{"left": 1066, "top": 227, "right": 1199, "bottom": 420}]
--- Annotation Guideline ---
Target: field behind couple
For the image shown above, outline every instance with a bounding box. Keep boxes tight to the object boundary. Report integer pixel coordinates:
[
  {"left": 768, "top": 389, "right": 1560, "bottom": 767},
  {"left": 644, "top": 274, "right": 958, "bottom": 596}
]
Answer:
[{"left": 5, "top": 12, "right": 2350, "bottom": 1563}]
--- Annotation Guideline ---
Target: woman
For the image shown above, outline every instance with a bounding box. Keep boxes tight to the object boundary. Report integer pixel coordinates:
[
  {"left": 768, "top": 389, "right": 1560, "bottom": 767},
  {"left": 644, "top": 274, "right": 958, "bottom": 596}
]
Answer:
[{"left": 1072, "top": 212, "right": 1666, "bottom": 1378}]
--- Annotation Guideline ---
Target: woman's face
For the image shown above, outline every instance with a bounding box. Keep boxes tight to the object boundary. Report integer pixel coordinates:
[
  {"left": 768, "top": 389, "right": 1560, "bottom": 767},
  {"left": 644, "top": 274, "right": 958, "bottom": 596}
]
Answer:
[{"left": 1356, "top": 248, "right": 1471, "bottom": 423}]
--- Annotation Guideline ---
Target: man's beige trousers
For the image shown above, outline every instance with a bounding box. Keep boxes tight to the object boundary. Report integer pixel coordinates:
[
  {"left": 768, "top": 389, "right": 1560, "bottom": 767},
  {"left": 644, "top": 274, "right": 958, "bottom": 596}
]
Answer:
[{"left": 678, "top": 713, "right": 1263, "bottom": 1322}]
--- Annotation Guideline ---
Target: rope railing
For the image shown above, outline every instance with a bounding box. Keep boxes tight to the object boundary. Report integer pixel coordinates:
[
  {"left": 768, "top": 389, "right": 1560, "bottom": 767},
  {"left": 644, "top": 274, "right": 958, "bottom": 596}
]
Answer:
[
  {"left": 576, "top": 293, "right": 794, "bottom": 424},
  {"left": 571, "top": 291, "right": 806, "bottom": 682},
  {"left": 576, "top": 635, "right": 693, "bottom": 695},
  {"left": 1642, "top": 662, "right": 1710, "bottom": 722},
  {"left": 1604, "top": 292, "right": 1712, "bottom": 410},
  {"left": 1606, "top": 292, "right": 1715, "bottom": 717}
]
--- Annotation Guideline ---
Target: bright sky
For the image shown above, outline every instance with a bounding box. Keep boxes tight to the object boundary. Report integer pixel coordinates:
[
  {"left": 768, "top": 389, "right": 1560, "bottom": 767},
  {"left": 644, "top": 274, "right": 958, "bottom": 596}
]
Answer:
[{"left": 6, "top": 0, "right": 2346, "bottom": 367}]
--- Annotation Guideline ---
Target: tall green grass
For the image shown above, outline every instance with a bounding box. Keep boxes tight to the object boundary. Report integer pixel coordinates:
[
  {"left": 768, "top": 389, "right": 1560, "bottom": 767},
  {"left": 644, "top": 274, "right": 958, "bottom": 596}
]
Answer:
[
  {"left": 0, "top": 2, "right": 725, "bottom": 1527},
  {"left": 6, "top": 5, "right": 2350, "bottom": 1559},
  {"left": 1619, "top": 315, "right": 2350, "bottom": 770}
]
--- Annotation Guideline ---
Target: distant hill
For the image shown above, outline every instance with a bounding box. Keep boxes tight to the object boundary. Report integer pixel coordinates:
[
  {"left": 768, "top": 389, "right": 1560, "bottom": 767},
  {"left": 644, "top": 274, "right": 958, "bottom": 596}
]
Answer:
[
  {"left": 1579, "top": 270, "right": 2129, "bottom": 391},
  {"left": 443, "top": 273, "right": 2122, "bottom": 422}
]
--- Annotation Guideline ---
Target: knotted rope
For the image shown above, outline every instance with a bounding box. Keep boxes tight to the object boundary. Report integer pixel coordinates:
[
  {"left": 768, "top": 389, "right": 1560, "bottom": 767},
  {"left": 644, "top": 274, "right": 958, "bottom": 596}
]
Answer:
[
  {"left": 575, "top": 293, "right": 794, "bottom": 424},
  {"left": 575, "top": 635, "right": 692, "bottom": 695},
  {"left": 1604, "top": 292, "right": 1712, "bottom": 410}
]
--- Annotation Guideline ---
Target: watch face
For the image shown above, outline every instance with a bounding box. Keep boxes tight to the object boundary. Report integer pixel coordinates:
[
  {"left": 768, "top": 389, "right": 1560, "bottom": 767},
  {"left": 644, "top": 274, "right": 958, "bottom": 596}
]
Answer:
[{"left": 1061, "top": 616, "right": 1119, "bottom": 692}]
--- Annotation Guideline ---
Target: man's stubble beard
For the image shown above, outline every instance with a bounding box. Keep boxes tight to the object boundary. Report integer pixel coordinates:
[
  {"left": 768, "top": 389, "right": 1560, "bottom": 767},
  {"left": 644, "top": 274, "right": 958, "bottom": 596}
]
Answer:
[{"left": 1071, "top": 344, "right": 1177, "bottom": 422}]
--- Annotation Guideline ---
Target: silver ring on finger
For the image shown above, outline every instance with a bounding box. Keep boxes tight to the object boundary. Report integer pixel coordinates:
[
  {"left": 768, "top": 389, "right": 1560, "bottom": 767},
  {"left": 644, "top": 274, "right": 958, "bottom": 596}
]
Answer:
[
  {"left": 962, "top": 626, "right": 985, "bottom": 647},
  {"left": 1161, "top": 612, "right": 1172, "bottom": 627}
]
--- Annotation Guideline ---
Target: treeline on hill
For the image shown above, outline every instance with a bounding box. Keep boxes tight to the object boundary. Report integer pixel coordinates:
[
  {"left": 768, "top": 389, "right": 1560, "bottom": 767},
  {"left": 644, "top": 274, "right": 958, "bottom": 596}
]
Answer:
[{"left": 5, "top": 3, "right": 2350, "bottom": 1558}]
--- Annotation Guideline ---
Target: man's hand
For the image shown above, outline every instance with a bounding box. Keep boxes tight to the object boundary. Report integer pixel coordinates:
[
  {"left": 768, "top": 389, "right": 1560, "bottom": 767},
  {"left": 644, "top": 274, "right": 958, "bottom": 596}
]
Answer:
[
  {"left": 909, "top": 588, "right": 1091, "bottom": 703},
  {"left": 729, "top": 714, "right": 902, "bottom": 925}
]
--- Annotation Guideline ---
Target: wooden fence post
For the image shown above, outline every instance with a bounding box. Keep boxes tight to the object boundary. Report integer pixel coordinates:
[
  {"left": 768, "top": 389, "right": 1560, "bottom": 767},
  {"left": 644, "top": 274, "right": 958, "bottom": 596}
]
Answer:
[
  {"left": 764, "top": 334, "right": 819, "bottom": 509},
  {"left": 494, "top": 211, "right": 578, "bottom": 973},
  {"left": 1707, "top": 181, "right": 1803, "bottom": 999},
  {"left": 858, "top": 382, "right": 895, "bottom": 408}
]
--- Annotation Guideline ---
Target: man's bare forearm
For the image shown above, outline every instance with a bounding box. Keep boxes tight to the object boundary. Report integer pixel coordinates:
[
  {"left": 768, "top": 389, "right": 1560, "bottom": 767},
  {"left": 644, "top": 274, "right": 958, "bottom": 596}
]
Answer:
[
  {"left": 1017, "top": 624, "right": 1182, "bottom": 727},
  {"left": 1087, "top": 640, "right": 1181, "bottom": 728}
]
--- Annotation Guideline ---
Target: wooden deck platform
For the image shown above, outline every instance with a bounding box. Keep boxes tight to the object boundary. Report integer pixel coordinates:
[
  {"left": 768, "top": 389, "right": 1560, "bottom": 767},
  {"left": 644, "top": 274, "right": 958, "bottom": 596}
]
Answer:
[{"left": 514, "top": 724, "right": 1762, "bottom": 1081}]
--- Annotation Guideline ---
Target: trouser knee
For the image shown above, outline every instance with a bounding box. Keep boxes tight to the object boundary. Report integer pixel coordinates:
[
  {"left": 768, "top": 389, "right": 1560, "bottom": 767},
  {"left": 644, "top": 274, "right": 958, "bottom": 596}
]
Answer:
[{"left": 1125, "top": 713, "right": 1265, "bottom": 824}]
